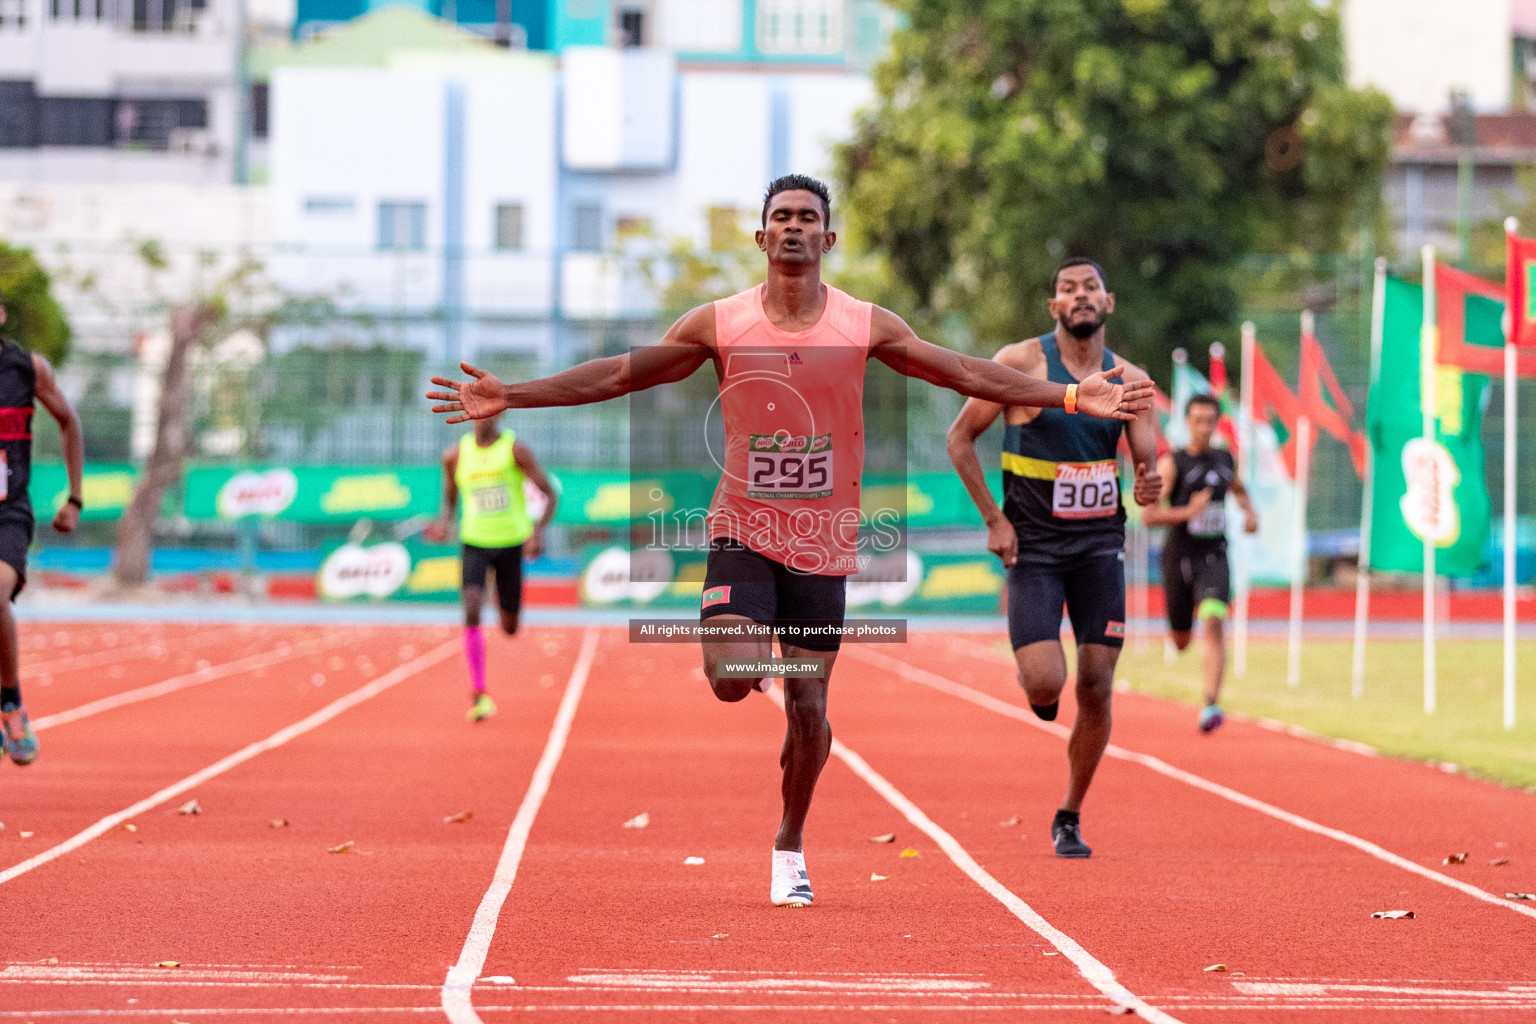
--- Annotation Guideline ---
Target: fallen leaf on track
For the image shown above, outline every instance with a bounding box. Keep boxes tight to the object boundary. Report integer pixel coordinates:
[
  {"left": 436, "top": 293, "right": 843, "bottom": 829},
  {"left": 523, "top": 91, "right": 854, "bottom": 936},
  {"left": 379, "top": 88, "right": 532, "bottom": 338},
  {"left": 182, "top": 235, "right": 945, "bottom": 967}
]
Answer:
[
  {"left": 328, "top": 841, "right": 355, "bottom": 854},
  {"left": 120, "top": 823, "right": 137, "bottom": 833},
  {"left": 712, "top": 933, "right": 729, "bottom": 939},
  {"left": 622, "top": 813, "right": 650, "bottom": 829},
  {"left": 1443, "top": 852, "right": 1467, "bottom": 865},
  {"left": 899, "top": 847, "right": 921, "bottom": 859},
  {"left": 1507, "top": 893, "right": 1536, "bottom": 901},
  {"left": 481, "top": 976, "right": 516, "bottom": 985},
  {"left": 869, "top": 833, "right": 895, "bottom": 844},
  {"left": 870, "top": 873, "right": 889, "bottom": 882},
  {"left": 1000, "top": 816, "right": 1021, "bottom": 827},
  {"left": 36, "top": 958, "right": 56, "bottom": 964},
  {"left": 1043, "top": 951, "right": 1059, "bottom": 957},
  {"left": 683, "top": 856, "right": 705, "bottom": 865},
  {"left": 444, "top": 811, "right": 473, "bottom": 824},
  {"left": 1204, "top": 964, "right": 1227, "bottom": 972},
  {"left": 1371, "top": 910, "right": 1415, "bottom": 919},
  {"left": 177, "top": 800, "right": 201, "bottom": 816},
  {"left": 270, "top": 819, "right": 289, "bottom": 829},
  {"left": 19, "top": 832, "right": 33, "bottom": 839},
  {"left": 155, "top": 961, "right": 181, "bottom": 968},
  {"left": 1490, "top": 857, "right": 1510, "bottom": 866}
]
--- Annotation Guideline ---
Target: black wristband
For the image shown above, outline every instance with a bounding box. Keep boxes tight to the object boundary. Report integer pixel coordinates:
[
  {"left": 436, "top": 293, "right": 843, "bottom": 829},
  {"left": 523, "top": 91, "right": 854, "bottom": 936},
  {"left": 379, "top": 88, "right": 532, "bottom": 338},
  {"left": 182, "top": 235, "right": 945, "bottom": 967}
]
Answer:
[{"left": 66, "top": 496, "right": 83, "bottom": 510}]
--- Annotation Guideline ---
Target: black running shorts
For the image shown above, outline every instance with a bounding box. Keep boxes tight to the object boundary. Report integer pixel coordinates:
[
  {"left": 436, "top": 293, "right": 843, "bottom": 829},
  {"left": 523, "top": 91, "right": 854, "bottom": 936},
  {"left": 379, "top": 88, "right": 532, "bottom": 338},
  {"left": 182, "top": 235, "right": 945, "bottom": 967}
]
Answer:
[
  {"left": 700, "top": 538, "right": 847, "bottom": 653},
  {"left": 1006, "top": 550, "right": 1126, "bottom": 651},
  {"left": 462, "top": 543, "right": 524, "bottom": 615},
  {"left": 0, "top": 513, "right": 31, "bottom": 601},
  {"left": 1161, "top": 544, "right": 1231, "bottom": 634}
]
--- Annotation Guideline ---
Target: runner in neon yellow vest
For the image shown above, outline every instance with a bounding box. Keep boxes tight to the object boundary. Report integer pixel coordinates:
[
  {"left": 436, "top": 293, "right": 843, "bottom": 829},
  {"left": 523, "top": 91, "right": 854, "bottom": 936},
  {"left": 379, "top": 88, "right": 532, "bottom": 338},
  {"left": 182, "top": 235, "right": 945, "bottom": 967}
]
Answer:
[{"left": 426, "top": 414, "right": 558, "bottom": 722}]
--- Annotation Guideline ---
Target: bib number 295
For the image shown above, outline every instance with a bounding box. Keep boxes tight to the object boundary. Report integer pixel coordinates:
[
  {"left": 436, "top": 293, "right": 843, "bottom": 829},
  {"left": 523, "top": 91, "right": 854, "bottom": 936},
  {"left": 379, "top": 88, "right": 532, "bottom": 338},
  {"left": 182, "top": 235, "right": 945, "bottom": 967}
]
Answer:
[
  {"left": 747, "top": 452, "right": 832, "bottom": 500},
  {"left": 1052, "top": 461, "right": 1119, "bottom": 519}
]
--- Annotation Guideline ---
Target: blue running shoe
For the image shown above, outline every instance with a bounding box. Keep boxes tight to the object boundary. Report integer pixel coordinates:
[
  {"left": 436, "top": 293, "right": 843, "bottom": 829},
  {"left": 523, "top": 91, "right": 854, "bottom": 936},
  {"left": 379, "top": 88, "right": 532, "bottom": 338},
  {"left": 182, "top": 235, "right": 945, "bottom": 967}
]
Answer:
[
  {"left": 2, "top": 703, "right": 38, "bottom": 766},
  {"left": 1198, "top": 704, "right": 1225, "bottom": 734}
]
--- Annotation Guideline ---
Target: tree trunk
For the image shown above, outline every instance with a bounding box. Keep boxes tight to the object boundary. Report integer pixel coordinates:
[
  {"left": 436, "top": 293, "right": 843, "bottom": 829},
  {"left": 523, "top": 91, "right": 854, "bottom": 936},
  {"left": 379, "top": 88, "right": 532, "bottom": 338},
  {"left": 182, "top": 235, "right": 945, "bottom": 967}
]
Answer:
[{"left": 111, "top": 303, "right": 217, "bottom": 590}]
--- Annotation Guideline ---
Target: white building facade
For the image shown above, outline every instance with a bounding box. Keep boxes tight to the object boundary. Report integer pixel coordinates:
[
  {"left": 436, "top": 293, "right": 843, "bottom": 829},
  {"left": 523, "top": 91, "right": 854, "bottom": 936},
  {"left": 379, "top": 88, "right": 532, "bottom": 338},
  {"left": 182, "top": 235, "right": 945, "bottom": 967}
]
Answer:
[
  {"left": 0, "top": 0, "right": 243, "bottom": 183},
  {"left": 267, "top": 47, "right": 872, "bottom": 361}
]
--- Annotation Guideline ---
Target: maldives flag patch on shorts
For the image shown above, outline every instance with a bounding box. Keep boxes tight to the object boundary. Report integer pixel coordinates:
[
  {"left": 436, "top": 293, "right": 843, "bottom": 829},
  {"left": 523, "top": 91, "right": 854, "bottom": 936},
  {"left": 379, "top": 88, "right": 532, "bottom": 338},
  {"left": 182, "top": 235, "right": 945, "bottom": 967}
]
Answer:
[
  {"left": 1105, "top": 621, "right": 1126, "bottom": 639},
  {"left": 702, "top": 586, "right": 731, "bottom": 608}
]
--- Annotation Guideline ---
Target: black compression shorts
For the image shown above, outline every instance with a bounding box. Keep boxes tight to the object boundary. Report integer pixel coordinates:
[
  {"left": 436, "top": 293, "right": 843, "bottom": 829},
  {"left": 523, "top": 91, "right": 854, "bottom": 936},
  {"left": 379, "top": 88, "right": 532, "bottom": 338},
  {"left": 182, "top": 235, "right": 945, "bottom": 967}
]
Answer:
[
  {"left": 700, "top": 538, "right": 847, "bottom": 653},
  {"left": 0, "top": 514, "right": 31, "bottom": 601},
  {"left": 1006, "top": 550, "right": 1126, "bottom": 651},
  {"left": 462, "top": 543, "right": 524, "bottom": 615},
  {"left": 1161, "top": 544, "right": 1231, "bottom": 634}
]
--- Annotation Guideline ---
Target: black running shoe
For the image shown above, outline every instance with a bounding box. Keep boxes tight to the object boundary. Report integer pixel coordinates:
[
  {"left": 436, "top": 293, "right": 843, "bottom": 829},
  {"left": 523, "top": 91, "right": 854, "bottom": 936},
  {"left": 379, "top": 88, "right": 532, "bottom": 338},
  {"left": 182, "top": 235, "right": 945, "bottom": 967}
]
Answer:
[{"left": 1051, "top": 815, "right": 1092, "bottom": 859}]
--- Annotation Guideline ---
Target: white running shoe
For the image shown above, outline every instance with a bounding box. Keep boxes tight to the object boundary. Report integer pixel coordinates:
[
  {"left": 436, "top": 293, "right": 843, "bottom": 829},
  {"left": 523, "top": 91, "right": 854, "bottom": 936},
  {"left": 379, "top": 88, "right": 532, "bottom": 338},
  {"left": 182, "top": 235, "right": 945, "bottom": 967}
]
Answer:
[
  {"left": 771, "top": 849, "right": 814, "bottom": 907},
  {"left": 754, "top": 677, "right": 773, "bottom": 693}
]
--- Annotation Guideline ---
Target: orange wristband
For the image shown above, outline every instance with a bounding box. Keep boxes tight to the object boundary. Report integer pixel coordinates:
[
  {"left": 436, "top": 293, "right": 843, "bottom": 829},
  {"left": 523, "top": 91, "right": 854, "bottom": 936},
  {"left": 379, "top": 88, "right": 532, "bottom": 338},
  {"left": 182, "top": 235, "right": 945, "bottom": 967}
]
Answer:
[{"left": 1063, "top": 383, "right": 1078, "bottom": 415}]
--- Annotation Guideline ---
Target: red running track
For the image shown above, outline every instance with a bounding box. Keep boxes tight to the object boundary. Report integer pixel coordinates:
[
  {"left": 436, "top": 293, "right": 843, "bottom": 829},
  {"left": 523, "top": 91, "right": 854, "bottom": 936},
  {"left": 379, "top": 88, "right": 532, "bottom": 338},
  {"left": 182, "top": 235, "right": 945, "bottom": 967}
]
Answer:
[{"left": 1, "top": 623, "right": 1533, "bottom": 1021}]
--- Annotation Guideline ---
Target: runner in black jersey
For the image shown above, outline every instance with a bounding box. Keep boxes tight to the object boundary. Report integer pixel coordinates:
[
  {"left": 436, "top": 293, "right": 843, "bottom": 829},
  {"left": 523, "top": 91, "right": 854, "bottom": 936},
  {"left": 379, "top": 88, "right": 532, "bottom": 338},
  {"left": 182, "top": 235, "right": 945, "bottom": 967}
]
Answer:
[
  {"left": 948, "top": 258, "right": 1160, "bottom": 858},
  {"left": 0, "top": 286, "right": 84, "bottom": 766},
  {"left": 1143, "top": 393, "right": 1258, "bottom": 733}
]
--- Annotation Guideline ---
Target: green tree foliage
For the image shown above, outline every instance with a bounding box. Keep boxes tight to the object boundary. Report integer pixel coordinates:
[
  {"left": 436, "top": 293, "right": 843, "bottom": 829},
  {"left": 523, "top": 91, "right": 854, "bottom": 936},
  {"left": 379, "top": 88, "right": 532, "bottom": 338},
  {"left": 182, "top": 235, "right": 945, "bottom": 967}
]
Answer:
[
  {"left": 836, "top": 0, "right": 1394, "bottom": 374},
  {"left": 0, "top": 242, "right": 71, "bottom": 365}
]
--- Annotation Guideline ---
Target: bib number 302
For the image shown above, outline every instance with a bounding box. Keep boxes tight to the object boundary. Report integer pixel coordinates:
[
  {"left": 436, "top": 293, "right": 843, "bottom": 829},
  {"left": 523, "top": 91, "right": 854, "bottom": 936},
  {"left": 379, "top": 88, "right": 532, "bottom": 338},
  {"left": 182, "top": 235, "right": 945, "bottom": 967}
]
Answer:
[{"left": 1052, "top": 461, "right": 1119, "bottom": 519}]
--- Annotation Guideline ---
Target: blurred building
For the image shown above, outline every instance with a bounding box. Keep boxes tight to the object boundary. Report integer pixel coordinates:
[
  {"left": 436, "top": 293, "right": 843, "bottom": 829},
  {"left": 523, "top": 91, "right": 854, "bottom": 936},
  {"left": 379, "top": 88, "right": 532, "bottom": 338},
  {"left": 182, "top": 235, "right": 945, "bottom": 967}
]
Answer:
[
  {"left": 265, "top": 7, "right": 874, "bottom": 361},
  {"left": 0, "top": 0, "right": 242, "bottom": 184},
  {"left": 1343, "top": 0, "right": 1512, "bottom": 114},
  {"left": 288, "top": 0, "right": 897, "bottom": 71}
]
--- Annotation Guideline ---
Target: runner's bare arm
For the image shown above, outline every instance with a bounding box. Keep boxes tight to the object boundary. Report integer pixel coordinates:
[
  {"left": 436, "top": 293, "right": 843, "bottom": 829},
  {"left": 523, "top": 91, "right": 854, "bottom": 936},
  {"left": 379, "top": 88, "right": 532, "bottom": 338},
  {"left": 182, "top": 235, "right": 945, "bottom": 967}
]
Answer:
[
  {"left": 1141, "top": 452, "right": 1194, "bottom": 526},
  {"left": 1120, "top": 362, "right": 1162, "bottom": 506},
  {"left": 427, "top": 306, "right": 715, "bottom": 423},
  {"left": 424, "top": 445, "right": 458, "bottom": 543},
  {"left": 33, "top": 353, "right": 82, "bottom": 534},
  {"left": 513, "top": 440, "right": 559, "bottom": 559},
  {"left": 945, "top": 349, "right": 1026, "bottom": 567},
  {"left": 1229, "top": 467, "right": 1259, "bottom": 533},
  {"left": 868, "top": 308, "right": 1153, "bottom": 421}
]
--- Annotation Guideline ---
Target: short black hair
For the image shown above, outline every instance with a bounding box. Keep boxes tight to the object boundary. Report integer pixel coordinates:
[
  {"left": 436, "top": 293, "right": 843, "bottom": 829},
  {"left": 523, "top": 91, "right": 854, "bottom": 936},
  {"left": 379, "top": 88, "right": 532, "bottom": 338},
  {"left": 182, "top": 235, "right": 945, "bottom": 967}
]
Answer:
[
  {"left": 1186, "top": 393, "right": 1222, "bottom": 416},
  {"left": 762, "top": 174, "right": 831, "bottom": 226},
  {"left": 1051, "top": 257, "right": 1108, "bottom": 294}
]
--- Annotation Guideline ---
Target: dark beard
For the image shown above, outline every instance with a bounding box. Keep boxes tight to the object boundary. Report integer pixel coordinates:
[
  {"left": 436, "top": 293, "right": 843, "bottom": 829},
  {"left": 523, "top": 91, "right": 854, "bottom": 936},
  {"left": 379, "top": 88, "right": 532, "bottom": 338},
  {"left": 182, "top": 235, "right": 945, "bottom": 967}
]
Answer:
[{"left": 1064, "top": 308, "right": 1106, "bottom": 339}]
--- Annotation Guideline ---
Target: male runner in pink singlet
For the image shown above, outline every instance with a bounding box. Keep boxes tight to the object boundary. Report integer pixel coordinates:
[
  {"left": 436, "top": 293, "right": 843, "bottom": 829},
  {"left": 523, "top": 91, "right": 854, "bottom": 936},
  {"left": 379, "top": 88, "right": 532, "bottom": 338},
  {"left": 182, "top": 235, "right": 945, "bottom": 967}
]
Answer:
[{"left": 428, "top": 175, "right": 1154, "bottom": 908}]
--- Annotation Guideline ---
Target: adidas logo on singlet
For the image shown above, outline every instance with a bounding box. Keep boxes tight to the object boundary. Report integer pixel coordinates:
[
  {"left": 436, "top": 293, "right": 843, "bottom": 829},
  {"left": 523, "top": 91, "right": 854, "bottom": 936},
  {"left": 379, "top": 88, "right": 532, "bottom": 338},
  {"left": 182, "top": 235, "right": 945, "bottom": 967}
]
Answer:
[{"left": 789, "top": 352, "right": 803, "bottom": 365}]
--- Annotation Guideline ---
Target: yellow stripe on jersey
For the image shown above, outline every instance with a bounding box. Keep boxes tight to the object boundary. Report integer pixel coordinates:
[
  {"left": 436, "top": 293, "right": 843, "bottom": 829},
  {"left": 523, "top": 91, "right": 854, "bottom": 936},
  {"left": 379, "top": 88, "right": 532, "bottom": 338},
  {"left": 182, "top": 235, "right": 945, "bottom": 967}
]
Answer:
[{"left": 1001, "top": 452, "right": 1059, "bottom": 480}]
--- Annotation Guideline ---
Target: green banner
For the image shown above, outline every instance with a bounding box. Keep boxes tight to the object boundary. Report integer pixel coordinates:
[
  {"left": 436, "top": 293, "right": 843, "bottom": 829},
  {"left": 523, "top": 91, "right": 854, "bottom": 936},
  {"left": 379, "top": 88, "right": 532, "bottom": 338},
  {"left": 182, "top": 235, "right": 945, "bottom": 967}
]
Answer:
[
  {"left": 1368, "top": 277, "right": 1492, "bottom": 576},
  {"left": 576, "top": 545, "right": 1004, "bottom": 615},
  {"left": 27, "top": 464, "right": 1006, "bottom": 530},
  {"left": 184, "top": 466, "right": 440, "bottom": 523},
  {"left": 29, "top": 462, "right": 137, "bottom": 522}
]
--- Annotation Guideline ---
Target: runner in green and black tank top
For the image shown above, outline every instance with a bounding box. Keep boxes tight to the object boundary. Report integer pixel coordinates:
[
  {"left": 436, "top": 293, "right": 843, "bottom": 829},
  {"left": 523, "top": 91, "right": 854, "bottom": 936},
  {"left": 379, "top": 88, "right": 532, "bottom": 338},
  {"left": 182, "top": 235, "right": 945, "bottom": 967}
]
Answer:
[
  {"left": 0, "top": 287, "right": 86, "bottom": 768},
  {"left": 1145, "top": 392, "right": 1259, "bottom": 733},
  {"left": 1001, "top": 334, "right": 1128, "bottom": 566},
  {"left": 948, "top": 258, "right": 1162, "bottom": 860}
]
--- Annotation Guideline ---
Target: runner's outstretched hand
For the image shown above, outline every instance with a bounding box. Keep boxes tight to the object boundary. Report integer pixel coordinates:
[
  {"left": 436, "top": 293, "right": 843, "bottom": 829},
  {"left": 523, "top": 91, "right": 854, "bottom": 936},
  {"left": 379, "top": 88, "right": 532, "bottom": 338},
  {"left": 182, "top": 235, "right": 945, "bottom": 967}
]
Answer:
[
  {"left": 427, "top": 363, "right": 507, "bottom": 423},
  {"left": 1076, "top": 366, "right": 1154, "bottom": 421},
  {"left": 1132, "top": 462, "right": 1162, "bottom": 506},
  {"left": 987, "top": 517, "right": 1018, "bottom": 568}
]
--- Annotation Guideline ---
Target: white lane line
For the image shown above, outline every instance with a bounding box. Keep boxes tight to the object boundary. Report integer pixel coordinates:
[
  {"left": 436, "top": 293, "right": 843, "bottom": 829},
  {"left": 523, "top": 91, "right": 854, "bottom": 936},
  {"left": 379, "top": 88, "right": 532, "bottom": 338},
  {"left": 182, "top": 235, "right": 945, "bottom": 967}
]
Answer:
[
  {"left": 0, "top": 1006, "right": 1113, "bottom": 1017},
  {"left": 0, "top": 640, "right": 458, "bottom": 887},
  {"left": 764, "top": 686, "right": 1182, "bottom": 1023},
  {"left": 441, "top": 628, "right": 600, "bottom": 1024},
  {"left": 850, "top": 646, "right": 1536, "bottom": 924},
  {"left": 33, "top": 636, "right": 347, "bottom": 731}
]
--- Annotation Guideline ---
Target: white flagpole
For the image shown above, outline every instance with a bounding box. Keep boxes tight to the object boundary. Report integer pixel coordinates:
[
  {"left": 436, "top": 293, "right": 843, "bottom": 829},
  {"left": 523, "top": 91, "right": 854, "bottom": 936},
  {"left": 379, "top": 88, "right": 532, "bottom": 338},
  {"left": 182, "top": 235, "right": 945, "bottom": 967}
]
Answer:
[
  {"left": 1504, "top": 218, "right": 1520, "bottom": 731},
  {"left": 1235, "top": 322, "right": 1256, "bottom": 679},
  {"left": 1287, "top": 412, "right": 1313, "bottom": 690},
  {"left": 1352, "top": 259, "right": 1387, "bottom": 699},
  {"left": 1421, "top": 243, "right": 1438, "bottom": 716}
]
